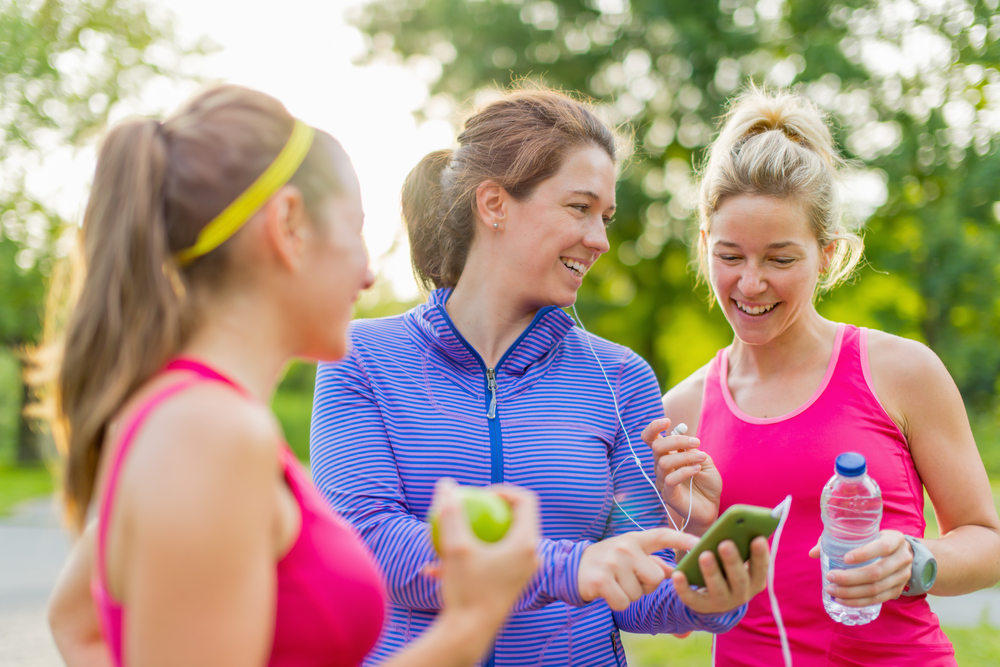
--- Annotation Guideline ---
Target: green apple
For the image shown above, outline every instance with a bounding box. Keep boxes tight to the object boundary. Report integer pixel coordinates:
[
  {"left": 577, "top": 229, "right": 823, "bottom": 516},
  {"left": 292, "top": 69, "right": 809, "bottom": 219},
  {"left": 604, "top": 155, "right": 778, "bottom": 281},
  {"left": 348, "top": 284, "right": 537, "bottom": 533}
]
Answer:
[{"left": 429, "top": 486, "right": 513, "bottom": 554}]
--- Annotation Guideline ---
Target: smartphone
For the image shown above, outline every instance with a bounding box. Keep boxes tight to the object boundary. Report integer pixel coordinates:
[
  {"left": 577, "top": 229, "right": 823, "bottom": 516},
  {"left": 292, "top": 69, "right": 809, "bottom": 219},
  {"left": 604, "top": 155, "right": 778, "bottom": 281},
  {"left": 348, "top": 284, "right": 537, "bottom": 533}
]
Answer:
[{"left": 675, "top": 504, "right": 779, "bottom": 588}]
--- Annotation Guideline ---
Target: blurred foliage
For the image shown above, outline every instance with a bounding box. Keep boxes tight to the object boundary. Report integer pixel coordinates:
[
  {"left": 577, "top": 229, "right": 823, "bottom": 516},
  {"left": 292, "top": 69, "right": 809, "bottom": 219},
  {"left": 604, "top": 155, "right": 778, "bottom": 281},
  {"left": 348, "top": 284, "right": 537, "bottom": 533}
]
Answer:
[
  {"left": 0, "top": 462, "right": 54, "bottom": 515},
  {"left": 0, "top": 0, "right": 201, "bottom": 463},
  {"left": 348, "top": 0, "right": 1000, "bottom": 466}
]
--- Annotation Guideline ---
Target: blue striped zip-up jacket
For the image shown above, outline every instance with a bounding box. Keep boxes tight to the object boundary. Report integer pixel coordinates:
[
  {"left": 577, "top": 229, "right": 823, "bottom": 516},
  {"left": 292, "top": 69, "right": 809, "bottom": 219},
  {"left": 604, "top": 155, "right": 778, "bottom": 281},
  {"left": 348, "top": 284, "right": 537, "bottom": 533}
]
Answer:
[{"left": 310, "top": 289, "right": 745, "bottom": 666}]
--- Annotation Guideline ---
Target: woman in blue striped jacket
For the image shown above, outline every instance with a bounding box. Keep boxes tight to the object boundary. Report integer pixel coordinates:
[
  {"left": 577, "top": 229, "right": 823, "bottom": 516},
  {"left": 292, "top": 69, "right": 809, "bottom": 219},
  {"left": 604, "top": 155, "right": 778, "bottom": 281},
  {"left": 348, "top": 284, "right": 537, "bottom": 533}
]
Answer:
[{"left": 310, "top": 89, "right": 769, "bottom": 666}]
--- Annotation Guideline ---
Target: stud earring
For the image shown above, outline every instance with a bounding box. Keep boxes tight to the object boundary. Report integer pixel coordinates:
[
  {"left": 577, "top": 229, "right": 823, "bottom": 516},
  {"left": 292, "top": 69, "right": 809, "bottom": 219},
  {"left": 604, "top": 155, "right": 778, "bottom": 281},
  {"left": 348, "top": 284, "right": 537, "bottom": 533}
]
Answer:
[{"left": 493, "top": 223, "right": 499, "bottom": 229}]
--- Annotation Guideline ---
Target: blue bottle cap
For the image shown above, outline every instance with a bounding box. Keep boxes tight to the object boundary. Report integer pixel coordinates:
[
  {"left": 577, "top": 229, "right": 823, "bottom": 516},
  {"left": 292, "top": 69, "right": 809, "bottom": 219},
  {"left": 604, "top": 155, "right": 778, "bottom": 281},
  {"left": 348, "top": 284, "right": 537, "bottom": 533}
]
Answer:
[{"left": 835, "top": 452, "right": 867, "bottom": 477}]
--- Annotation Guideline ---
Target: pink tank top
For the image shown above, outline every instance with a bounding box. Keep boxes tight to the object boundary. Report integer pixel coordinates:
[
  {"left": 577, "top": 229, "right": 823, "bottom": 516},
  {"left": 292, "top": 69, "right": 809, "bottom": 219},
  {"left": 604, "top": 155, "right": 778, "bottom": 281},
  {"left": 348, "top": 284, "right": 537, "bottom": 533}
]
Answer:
[
  {"left": 698, "top": 324, "right": 956, "bottom": 666},
  {"left": 92, "top": 358, "right": 386, "bottom": 667}
]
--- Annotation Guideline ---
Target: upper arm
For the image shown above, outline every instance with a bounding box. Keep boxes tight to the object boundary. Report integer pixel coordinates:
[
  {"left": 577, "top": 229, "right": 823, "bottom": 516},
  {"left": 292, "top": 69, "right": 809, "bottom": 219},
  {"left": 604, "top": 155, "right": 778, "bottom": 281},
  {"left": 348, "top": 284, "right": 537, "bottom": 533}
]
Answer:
[
  {"left": 309, "top": 353, "right": 404, "bottom": 515},
  {"left": 661, "top": 364, "right": 709, "bottom": 438},
  {"left": 120, "top": 389, "right": 283, "bottom": 667},
  {"left": 867, "top": 331, "right": 1000, "bottom": 537}
]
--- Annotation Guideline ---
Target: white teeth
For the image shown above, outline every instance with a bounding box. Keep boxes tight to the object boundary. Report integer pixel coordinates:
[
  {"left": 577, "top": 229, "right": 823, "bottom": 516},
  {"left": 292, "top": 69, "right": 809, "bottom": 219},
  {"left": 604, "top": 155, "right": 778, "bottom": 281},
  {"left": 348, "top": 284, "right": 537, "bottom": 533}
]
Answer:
[
  {"left": 561, "top": 258, "right": 587, "bottom": 277},
  {"left": 736, "top": 301, "right": 776, "bottom": 315}
]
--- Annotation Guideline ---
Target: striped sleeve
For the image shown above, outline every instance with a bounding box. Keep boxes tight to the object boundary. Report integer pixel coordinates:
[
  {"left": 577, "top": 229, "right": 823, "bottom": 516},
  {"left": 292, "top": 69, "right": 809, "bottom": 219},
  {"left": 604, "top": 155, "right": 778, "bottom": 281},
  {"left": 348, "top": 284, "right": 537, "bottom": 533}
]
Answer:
[
  {"left": 310, "top": 349, "right": 442, "bottom": 610},
  {"left": 309, "top": 345, "right": 593, "bottom": 613},
  {"left": 604, "top": 350, "right": 747, "bottom": 634}
]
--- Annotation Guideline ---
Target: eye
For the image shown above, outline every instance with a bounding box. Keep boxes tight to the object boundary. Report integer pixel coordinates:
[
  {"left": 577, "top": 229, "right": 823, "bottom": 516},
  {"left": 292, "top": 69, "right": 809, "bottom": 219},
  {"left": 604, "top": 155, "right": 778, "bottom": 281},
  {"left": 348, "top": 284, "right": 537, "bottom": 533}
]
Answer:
[
  {"left": 772, "top": 257, "right": 796, "bottom": 265},
  {"left": 570, "top": 204, "right": 589, "bottom": 213},
  {"left": 716, "top": 254, "right": 742, "bottom": 262},
  {"left": 603, "top": 216, "right": 615, "bottom": 227}
]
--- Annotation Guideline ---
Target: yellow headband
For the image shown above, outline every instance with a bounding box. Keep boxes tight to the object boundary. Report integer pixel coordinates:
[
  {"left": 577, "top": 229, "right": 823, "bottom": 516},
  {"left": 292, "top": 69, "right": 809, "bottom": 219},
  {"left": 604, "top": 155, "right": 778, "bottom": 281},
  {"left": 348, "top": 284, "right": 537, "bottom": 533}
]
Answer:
[{"left": 174, "top": 119, "right": 316, "bottom": 266}]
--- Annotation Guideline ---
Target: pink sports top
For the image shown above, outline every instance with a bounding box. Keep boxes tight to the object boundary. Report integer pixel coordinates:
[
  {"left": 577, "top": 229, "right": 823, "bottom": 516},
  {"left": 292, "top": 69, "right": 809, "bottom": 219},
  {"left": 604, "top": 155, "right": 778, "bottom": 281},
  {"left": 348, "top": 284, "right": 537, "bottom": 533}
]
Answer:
[
  {"left": 92, "top": 358, "right": 386, "bottom": 667},
  {"left": 698, "top": 324, "right": 956, "bottom": 666}
]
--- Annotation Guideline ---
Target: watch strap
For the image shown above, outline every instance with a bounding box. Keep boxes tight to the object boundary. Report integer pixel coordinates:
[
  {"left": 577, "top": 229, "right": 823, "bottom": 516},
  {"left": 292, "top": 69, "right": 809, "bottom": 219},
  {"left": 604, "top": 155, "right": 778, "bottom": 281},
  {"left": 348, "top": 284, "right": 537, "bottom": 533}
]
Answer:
[{"left": 901, "top": 535, "right": 937, "bottom": 596}]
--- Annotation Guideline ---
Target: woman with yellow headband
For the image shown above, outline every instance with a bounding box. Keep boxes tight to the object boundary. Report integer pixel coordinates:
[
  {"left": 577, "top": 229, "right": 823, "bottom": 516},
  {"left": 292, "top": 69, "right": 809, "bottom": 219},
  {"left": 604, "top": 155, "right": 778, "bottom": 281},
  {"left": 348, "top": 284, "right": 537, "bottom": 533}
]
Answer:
[{"left": 43, "top": 84, "right": 540, "bottom": 667}]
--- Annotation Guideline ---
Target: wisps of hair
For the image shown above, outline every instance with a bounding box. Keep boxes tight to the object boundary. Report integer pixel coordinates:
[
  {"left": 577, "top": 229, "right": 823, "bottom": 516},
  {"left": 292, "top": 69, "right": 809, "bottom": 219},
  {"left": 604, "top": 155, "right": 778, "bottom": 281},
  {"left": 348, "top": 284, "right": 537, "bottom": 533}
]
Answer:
[{"left": 695, "top": 85, "right": 864, "bottom": 304}]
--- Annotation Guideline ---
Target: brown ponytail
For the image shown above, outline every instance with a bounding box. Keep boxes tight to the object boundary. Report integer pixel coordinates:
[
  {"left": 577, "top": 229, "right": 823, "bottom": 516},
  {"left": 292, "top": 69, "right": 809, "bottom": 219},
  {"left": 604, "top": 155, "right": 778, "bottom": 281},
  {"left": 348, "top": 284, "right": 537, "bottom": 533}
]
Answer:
[
  {"left": 40, "top": 85, "right": 345, "bottom": 531},
  {"left": 57, "top": 120, "right": 180, "bottom": 529},
  {"left": 402, "top": 88, "right": 623, "bottom": 291}
]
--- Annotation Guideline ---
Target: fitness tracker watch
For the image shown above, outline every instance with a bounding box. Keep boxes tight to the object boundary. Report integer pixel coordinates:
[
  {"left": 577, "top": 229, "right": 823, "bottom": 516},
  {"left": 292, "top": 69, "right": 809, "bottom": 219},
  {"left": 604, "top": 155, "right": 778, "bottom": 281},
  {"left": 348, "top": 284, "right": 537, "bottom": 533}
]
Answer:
[{"left": 901, "top": 535, "right": 937, "bottom": 596}]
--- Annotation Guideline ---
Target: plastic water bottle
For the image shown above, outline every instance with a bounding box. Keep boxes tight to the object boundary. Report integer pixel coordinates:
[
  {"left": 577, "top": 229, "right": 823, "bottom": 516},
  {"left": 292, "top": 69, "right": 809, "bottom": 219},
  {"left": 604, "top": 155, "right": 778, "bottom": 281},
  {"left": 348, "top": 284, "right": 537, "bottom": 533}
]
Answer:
[{"left": 820, "top": 452, "right": 883, "bottom": 625}]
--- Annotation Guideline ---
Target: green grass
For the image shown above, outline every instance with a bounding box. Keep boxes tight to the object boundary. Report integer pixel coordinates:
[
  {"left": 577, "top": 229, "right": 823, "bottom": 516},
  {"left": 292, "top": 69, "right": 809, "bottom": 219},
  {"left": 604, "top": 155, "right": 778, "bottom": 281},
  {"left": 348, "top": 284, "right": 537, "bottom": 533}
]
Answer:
[
  {"left": 0, "top": 463, "right": 55, "bottom": 516},
  {"left": 623, "top": 624, "right": 1000, "bottom": 666}
]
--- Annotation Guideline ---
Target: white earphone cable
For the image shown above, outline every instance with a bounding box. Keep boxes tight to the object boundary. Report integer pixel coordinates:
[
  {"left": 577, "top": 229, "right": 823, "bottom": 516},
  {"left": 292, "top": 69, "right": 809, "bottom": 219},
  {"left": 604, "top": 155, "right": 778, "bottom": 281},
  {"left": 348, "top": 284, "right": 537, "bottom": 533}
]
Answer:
[
  {"left": 572, "top": 304, "right": 792, "bottom": 667},
  {"left": 570, "top": 304, "right": 693, "bottom": 533}
]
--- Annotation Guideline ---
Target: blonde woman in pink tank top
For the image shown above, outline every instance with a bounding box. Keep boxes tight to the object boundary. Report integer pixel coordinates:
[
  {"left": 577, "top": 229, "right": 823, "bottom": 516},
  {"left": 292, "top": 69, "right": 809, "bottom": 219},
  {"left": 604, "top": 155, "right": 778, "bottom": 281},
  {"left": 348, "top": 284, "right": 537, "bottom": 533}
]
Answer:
[
  {"left": 41, "top": 84, "right": 541, "bottom": 667},
  {"left": 645, "top": 89, "right": 1000, "bottom": 666}
]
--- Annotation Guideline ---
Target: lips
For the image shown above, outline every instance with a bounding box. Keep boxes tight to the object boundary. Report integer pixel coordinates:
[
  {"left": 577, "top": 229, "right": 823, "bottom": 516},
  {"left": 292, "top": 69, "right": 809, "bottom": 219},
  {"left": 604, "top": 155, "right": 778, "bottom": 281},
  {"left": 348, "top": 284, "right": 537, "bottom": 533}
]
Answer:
[{"left": 733, "top": 299, "right": 778, "bottom": 316}]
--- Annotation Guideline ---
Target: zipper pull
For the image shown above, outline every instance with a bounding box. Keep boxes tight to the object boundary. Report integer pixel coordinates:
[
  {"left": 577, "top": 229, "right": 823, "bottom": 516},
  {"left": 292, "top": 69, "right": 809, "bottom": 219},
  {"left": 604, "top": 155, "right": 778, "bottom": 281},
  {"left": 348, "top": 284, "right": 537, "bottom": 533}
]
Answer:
[{"left": 487, "top": 368, "right": 497, "bottom": 419}]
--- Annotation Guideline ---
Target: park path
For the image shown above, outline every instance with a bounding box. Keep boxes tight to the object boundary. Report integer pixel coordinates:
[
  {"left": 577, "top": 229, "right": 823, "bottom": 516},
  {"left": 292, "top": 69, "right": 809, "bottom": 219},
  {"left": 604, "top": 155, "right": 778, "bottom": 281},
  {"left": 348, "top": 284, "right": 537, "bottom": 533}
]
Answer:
[
  {"left": 2, "top": 497, "right": 999, "bottom": 666},
  {"left": 0, "top": 497, "right": 69, "bottom": 667}
]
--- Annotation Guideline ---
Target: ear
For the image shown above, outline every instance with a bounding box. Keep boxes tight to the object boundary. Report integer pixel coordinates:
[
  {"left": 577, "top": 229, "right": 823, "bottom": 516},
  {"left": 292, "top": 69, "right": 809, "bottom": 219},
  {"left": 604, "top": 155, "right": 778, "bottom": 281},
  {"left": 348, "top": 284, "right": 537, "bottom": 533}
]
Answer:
[
  {"left": 261, "top": 185, "right": 311, "bottom": 271},
  {"left": 820, "top": 239, "right": 836, "bottom": 273},
  {"left": 475, "top": 181, "right": 507, "bottom": 231}
]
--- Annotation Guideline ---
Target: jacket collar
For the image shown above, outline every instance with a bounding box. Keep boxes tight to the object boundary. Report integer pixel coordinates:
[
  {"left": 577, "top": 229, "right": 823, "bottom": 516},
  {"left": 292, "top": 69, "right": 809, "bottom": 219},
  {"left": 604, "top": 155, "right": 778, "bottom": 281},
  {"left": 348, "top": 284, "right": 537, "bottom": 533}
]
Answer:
[{"left": 406, "top": 288, "right": 576, "bottom": 377}]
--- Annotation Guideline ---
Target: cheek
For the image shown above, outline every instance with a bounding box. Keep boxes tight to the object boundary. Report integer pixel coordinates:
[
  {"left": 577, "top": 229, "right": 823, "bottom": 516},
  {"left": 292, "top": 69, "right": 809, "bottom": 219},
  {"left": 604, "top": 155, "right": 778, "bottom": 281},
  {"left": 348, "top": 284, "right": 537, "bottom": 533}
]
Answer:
[{"left": 708, "top": 261, "right": 736, "bottom": 290}]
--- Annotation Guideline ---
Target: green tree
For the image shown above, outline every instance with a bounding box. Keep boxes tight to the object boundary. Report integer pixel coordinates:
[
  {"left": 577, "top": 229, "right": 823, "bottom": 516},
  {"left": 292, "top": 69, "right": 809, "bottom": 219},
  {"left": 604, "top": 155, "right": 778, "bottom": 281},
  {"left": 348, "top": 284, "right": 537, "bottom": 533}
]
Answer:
[
  {"left": 349, "top": 0, "right": 1000, "bottom": 444},
  {"left": 0, "top": 0, "right": 200, "bottom": 463}
]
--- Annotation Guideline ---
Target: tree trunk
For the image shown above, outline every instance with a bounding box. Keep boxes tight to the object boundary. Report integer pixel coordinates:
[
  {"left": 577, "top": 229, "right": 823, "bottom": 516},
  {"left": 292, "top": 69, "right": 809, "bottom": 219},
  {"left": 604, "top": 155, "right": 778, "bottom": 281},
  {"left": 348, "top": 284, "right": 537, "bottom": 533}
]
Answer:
[{"left": 15, "top": 358, "right": 39, "bottom": 465}]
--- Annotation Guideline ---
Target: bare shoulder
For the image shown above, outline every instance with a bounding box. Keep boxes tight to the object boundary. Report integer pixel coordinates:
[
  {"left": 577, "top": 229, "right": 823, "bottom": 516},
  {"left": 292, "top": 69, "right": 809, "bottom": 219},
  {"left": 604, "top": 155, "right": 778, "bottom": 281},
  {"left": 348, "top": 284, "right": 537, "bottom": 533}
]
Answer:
[
  {"left": 865, "top": 329, "right": 958, "bottom": 435},
  {"left": 122, "top": 383, "right": 284, "bottom": 524},
  {"left": 865, "top": 329, "right": 954, "bottom": 397},
  {"left": 661, "top": 362, "right": 712, "bottom": 437}
]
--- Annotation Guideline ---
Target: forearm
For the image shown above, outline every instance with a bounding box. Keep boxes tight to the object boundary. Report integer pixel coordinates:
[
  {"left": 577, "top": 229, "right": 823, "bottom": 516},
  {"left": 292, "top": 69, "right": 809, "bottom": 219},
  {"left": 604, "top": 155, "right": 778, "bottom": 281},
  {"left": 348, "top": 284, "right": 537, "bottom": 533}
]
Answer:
[
  {"left": 380, "top": 610, "right": 498, "bottom": 667},
  {"left": 49, "top": 524, "right": 110, "bottom": 667},
  {"left": 510, "top": 538, "right": 592, "bottom": 612},
  {"left": 925, "top": 525, "right": 1000, "bottom": 596},
  {"left": 51, "top": 635, "right": 112, "bottom": 667},
  {"left": 358, "top": 515, "right": 442, "bottom": 611},
  {"left": 613, "top": 578, "right": 747, "bottom": 634},
  {"left": 611, "top": 549, "right": 746, "bottom": 634}
]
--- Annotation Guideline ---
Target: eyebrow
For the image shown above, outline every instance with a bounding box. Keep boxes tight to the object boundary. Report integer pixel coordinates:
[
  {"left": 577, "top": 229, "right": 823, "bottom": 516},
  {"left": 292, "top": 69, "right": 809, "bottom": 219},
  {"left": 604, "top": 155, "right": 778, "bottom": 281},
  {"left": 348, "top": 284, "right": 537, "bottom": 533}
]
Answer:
[
  {"left": 570, "top": 190, "right": 616, "bottom": 211},
  {"left": 714, "top": 240, "right": 803, "bottom": 249}
]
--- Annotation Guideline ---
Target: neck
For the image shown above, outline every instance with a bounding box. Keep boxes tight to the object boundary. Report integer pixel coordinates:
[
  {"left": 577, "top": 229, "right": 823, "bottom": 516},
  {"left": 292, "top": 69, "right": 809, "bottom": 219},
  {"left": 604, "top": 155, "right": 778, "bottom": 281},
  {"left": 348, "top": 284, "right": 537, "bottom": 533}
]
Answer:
[
  {"left": 179, "top": 287, "right": 295, "bottom": 402},
  {"left": 445, "top": 270, "right": 539, "bottom": 369},
  {"left": 728, "top": 306, "right": 837, "bottom": 380}
]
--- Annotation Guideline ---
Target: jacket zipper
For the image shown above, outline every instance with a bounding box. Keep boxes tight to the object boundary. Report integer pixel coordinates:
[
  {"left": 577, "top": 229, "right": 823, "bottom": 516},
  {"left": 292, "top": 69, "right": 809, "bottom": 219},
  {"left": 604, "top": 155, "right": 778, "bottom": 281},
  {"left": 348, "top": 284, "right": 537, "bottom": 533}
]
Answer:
[
  {"left": 435, "top": 303, "right": 557, "bottom": 667},
  {"left": 482, "top": 368, "right": 503, "bottom": 667},
  {"left": 487, "top": 368, "right": 498, "bottom": 419}
]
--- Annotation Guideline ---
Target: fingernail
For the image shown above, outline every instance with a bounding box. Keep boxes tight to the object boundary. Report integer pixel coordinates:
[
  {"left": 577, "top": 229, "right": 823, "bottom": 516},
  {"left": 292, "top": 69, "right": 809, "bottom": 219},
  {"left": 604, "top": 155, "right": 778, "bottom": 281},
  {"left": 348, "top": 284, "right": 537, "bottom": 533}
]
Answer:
[
  {"left": 689, "top": 437, "right": 700, "bottom": 445},
  {"left": 697, "top": 452, "right": 707, "bottom": 461}
]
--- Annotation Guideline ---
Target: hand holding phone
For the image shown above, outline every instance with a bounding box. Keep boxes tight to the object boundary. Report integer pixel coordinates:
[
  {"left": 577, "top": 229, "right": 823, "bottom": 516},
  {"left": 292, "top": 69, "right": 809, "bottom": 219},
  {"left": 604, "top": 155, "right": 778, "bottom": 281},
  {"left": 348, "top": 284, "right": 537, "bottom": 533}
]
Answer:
[{"left": 676, "top": 504, "right": 779, "bottom": 588}]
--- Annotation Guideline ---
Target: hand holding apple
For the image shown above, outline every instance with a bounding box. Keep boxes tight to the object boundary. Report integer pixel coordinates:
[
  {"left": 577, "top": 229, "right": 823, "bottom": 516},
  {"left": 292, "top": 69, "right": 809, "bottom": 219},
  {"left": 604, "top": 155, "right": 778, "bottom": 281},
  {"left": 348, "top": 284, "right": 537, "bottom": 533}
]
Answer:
[
  {"left": 429, "top": 485, "right": 513, "bottom": 554},
  {"left": 424, "top": 479, "right": 539, "bottom": 661}
]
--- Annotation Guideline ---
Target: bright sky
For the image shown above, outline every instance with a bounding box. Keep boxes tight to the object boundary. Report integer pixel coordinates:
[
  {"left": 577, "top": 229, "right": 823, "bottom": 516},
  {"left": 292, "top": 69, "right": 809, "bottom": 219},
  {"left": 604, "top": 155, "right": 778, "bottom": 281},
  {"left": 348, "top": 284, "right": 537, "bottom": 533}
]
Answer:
[{"left": 38, "top": 0, "right": 440, "bottom": 300}]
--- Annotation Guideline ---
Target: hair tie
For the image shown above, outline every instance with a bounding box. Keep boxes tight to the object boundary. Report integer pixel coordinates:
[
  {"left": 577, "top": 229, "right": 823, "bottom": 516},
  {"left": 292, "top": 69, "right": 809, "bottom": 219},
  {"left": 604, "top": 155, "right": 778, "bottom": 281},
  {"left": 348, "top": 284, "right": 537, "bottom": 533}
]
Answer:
[{"left": 174, "top": 119, "right": 315, "bottom": 266}]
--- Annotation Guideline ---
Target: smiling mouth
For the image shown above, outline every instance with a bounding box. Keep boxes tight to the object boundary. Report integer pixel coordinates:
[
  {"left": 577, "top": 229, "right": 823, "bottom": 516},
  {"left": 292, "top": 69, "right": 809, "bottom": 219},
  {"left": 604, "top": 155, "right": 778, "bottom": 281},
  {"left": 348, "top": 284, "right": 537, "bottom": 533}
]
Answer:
[
  {"left": 733, "top": 299, "right": 778, "bottom": 316},
  {"left": 561, "top": 257, "right": 589, "bottom": 278}
]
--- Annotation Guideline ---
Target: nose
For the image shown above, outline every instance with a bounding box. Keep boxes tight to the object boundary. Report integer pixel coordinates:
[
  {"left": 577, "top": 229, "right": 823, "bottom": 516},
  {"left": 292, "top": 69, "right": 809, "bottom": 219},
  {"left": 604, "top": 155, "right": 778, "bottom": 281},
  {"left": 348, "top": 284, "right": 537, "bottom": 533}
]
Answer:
[
  {"left": 584, "top": 218, "right": 610, "bottom": 255},
  {"left": 738, "top": 264, "right": 767, "bottom": 296},
  {"left": 362, "top": 267, "right": 376, "bottom": 291}
]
